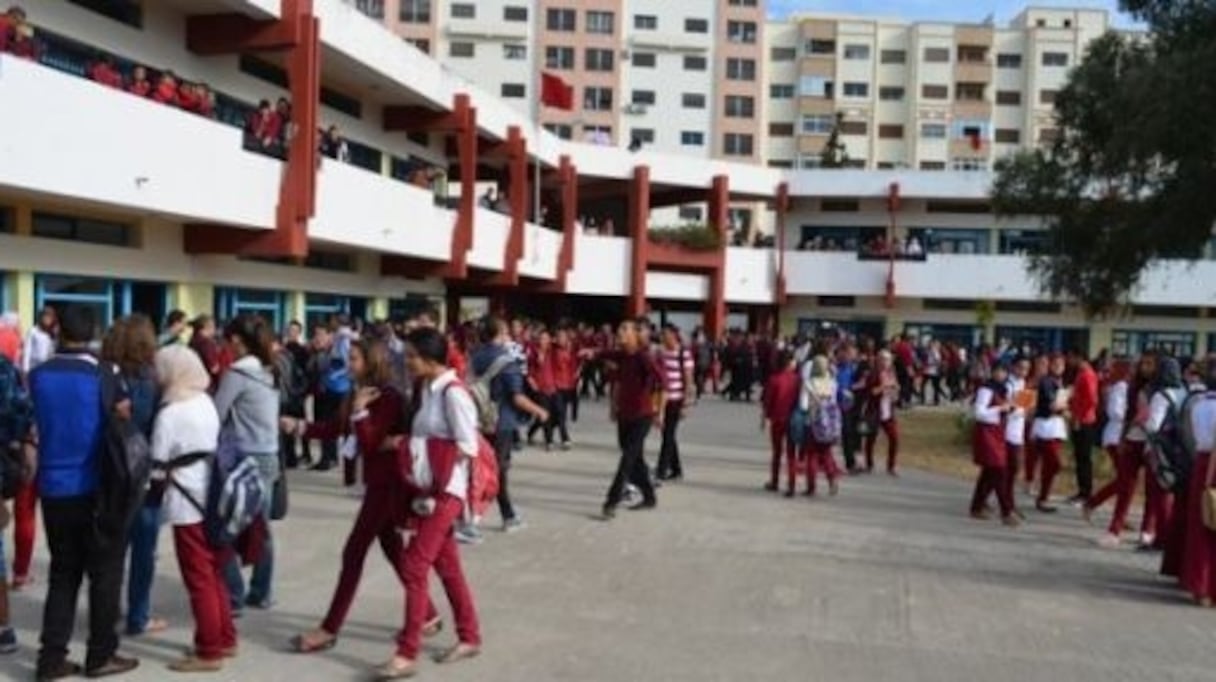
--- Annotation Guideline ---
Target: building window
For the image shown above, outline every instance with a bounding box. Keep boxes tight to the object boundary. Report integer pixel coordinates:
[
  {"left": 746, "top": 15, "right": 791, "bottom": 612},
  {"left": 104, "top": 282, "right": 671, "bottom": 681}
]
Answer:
[
  {"left": 681, "top": 131, "right": 705, "bottom": 147},
  {"left": 0, "top": 205, "right": 12, "bottom": 233},
  {"left": 951, "top": 157, "right": 987, "bottom": 172},
  {"left": 33, "top": 212, "right": 133, "bottom": 247},
  {"left": 726, "top": 58, "right": 756, "bottom": 81},
  {"left": 820, "top": 200, "right": 860, "bottom": 212},
  {"left": 584, "top": 87, "right": 613, "bottom": 111},
  {"left": 724, "top": 95, "right": 755, "bottom": 118},
  {"left": 723, "top": 133, "right": 754, "bottom": 156},
  {"left": 771, "top": 47, "right": 796, "bottom": 61},
  {"left": 920, "top": 160, "right": 946, "bottom": 170},
  {"left": 839, "top": 120, "right": 867, "bottom": 136},
  {"left": 1039, "top": 89, "right": 1058, "bottom": 105},
  {"left": 923, "top": 47, "right": 950, "bottom": 63},
  {"left": 1112, "top": 330, "right": 1197, "bottom": 359},
  {"left": 807, "top": 39, "right": 835, "bottom": 55},
  {"left": 546, "top": 8, "right": 576, "bottom": 31},
  {"left": 770, "top": 84, "right": 795, "bottom": 99},
  {"left": 843, "top": 44, "right": 871, "bottom": 60},
  {"left": 727, "top": 21, "right": 757, "bottom": 44},
  {"left": 678, "top": 206, "right": 704, "bottom": 221},
  {"left": 630, "top": 128, "right": 655, "bottom": 144},
  {"left": 684, "top": 55, "right": 707, "bottom": 71},
  {"left": 582, "top": 125, "right": 612, "bottom": 142},
  {"left": 920, "top": 123, "right": 947, "bottom": 139},
  {"left": 998, "top": 229, "right": 1048, "bottom": 255},
  {"left": 799, "top": 76, "right": 834, "bottom": 98},
  {"left": 450, "top": 2, "right": 475, "bottom": 18},
  {"left": 545, "top": 46, "right": 574, "bottom": 69},
  {"left": 842, "top": 82, "right": 869, "bottom": 98},
  {"left": 449, "top": 42, "right": 474, "bottom": 58},
  {"left": 631, "top": 52, "right": 656, "bottom": 67},
  {"left": 587, "top": 10, "right": 614, "bottom": 34},
  {"left": 631, "top": 90, "right": 656, "bottom": 105},
  {"left": 728, "top": 0, "right": 758, "bottom": 6},
  {"left": 544, "top": 123, "right": 573, "bottom": 140},
  {"left": 399, "top": 0, "right": 431, "bottom": 23},
  {"left": 635, "top": 14, "right": 657, "bottom": 30},
  {"left": 879, "top": 86, "right": 905, "bottom": 101},
  {"left": 768, "top": 160, "right": 794, "bottom": 169},
  {"left": 921, "top": 84, "right": 949, "bottom": 99},
  {"left": 878, "top": 124, "right": 904, "bottom": 139},
  {"left": 501, "top": 83, "right": 525, "bottom": 98},
  {"left": 68, "top": 0, "right": 142, "bottom": 27},
  {"left": 1042, "top": 51, "right": 1070, "bottom": 67},
  {"left": 503, "top": 44, "right": 527, "bottom": 60},
  {"left": 996, "top": 90, "right": 1022, "bottom": 106},
  {"left": 957, "top": 45, "right": 988, "bottom": 63},
  {"left": 994, "top": 128, "right": 1021, "bottom": 144},
  {"left": 880, "top": 49, "right": 906, "bottom": 64},
  {"left": 997, "top": 53, "right": 1023, "bottom": 68},
  {"left": 685, "top": 18, "right": 709, "bottom": 33},
  {"left": 956, "top": 82, "right": 985, "bottom": 101},
  {"left": 585, "top": 48, "right": 615, "bottom": 72},
  {"left": 504, "top": 6, "right": 528, "bottom": 21},
  {"left": 769, "top": 122, "right": 795, "bottom": 137},
  {"left": 408, "top": 38, "right": 430, "bottom": 54},
  {"left": 800, "top": 114, "right": 835, "bottom": 135},
  {"left": 682, "top": 93, "right": 707, "bottom": 109},
  {"left": 1039, "top": 127, "right": 1060, "bottom": 144}
]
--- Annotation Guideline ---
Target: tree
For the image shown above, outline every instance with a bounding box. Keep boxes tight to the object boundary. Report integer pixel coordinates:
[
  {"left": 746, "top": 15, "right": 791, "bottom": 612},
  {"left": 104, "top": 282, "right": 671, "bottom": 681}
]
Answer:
[
  {"left": 819, "top": 112, "right": 850, "bottom": 168},
  {"left": 991, "top": 0, "right": 1216, "bottom": 316}
]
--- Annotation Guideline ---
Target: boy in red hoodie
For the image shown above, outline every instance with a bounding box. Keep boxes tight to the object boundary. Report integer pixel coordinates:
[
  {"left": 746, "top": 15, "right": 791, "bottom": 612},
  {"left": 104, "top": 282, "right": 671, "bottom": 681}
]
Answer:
[{"left": 760, "top": 351, "right": 800, "bottom": 494}]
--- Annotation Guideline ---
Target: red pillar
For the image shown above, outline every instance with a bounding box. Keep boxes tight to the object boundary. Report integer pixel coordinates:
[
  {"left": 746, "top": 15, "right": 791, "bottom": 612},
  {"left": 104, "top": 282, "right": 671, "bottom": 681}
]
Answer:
[
  {"left": 627, "top": 165, "right": 651, "bottom": 319},
  {"left": 557, "top": 155, "right": 578, "bottom": 288},
  {"left": 703, "top": 174, "right": 729, "bottom": 339},
  {"left": 450, "top": 96, "right": 477, "bottom": 279},
  {"left": 774, "top": 181, "right": 790, "bottom": 336},
  {"left": 499, "top": 126, "right": 527, "bottom": 285}
]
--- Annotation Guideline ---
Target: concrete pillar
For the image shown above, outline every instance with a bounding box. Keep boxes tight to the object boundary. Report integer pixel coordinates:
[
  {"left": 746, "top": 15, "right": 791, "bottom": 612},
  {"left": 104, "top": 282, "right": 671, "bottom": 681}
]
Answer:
[
  {"left": 168, "top": 282, "right": 215, "bottom": 319},
  {"left": 626, "top": 165, "right": 650, "bottom": 319},
  {"left": 286, "top": 290, "right": 307, "bottom": 326}
]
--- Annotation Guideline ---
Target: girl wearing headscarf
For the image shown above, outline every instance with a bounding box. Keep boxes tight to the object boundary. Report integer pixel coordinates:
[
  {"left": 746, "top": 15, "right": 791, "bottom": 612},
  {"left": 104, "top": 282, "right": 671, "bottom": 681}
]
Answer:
[
  {"left": 149, "top": 345, "right": 230, "bottom": 672},
  {"left": 801, "top": 355, "right": 841, "bottom": 496},
  {"left": 862, "top": 350, "right": 900, "bottom": 475},
  {"left": 1084, "top": 358, "right": 1153, "bottom": 548},
  {"left": 1178, "top": 357, "right": 1216, "bottom": 606},
  {"left": 1031, "top": 355, "right": 1068, "bottom": 512},
  {"left": 970, "top": 363, "right": 1018, "bottom": 526},
  {"left": 1145, "top": 357, "right": 1187, "bottom": 574}
]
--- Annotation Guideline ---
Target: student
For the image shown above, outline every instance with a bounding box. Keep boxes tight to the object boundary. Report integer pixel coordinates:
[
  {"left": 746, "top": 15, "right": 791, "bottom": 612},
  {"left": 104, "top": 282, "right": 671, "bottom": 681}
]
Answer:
[
  {"left": 1002, "top": 357, "right": 1030, "bottom": 518},
  {"left": 0, "top": 346, "right": 32, "bottom": 654},
  {"left": 127, "top": 65, "right": 152, "bottom": 97},
  {"left": 655, "top": 325, "right": 694, "bottom": 482},
  {"left": 760, "top": 351, "right": 799, "bottom": 494},
  {"left": 158, "top": 309, "right": 188, "bottom": 347},
  {"left": 552, "top": 328, "right": 580, "bottom": 441},
  {"left": 600, "top": 320, "right": 665, "bottom": 519},
  {"left": 21, "top": 306, "right": 56, "bottom": 375},
  {"left": 525, "top": 329, "right": 562, "bottom": 451},
  {"left": 1084, "top": 360, "right": 1141, "bottom": 547},
  {"left": 1066, "top": 348, "right": 1100, "bottom": 505},
  {"left": 862, "top": 350, "right": 901, "bottom": 476},
  {"left": 1023, "top": 354, "right": 1050, "bottom": 495},
  {"left": 188, "top": 316, "right": 223, "bottom": 393},
  {"left": 802, "top": 355, "right": 842, "bottom": 496},
  {"left": 1178, "top": 357, "right": 1216, "bottom": 606},
  {"left": 970, "top": 363, "right": 1019, "bottom": 526},
  {"left": 1031, "top": 355, "right": 1068, "bottom": 513}
]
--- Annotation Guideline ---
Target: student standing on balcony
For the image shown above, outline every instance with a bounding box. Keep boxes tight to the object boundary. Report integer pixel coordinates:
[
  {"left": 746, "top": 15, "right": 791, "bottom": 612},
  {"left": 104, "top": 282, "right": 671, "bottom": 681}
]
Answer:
[{"left": 127, "top": 65, "right": 152, "bottom": 97}]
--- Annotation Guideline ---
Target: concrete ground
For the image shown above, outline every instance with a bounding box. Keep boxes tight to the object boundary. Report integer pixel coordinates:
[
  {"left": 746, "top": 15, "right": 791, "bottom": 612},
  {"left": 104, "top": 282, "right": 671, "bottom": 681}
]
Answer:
[{"left": 2, "top": 399, "right": 1215, "bottom": 681}]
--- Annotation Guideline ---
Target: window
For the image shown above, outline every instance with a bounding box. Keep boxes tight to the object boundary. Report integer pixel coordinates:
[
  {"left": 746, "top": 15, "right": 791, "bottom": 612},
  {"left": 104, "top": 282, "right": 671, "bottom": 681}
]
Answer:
[
  {"left": 1042, "top": 52, "right": 1069, "bottom": 67},
  {"left": 879, "top": 86, "right": 905, "bottom": 101},
  {"left": 839, "top": 120, "right": 867, "bottom": 136},
  {"left": 926, "top": 200, "right": 991, "bottom": 214},
  {"left": 957, "top": 46, "right": 987, "bottom": 63},
  {"left": 771, "top": 47, "right": 796, "bottom": 61},
  {"left": 723, "top": 133, "right": 754, "bottom": 156},
  {"left": 770, "top": 84, "right": 795, "bottom": 99},
  {"left": 956, "top": 83, "right": 985, "bottom": 101},
  {"left": 631, "top": 52, "right": 656, "bottom": 67},
  {"left": 921, "top": 84, "right": 949, "bottom": 99},
  {"left": 630, "top": 128, "right": 655, "bottom": 144},
  {"left": 843, "top": 44, "right": 871, "bottom": 60},
  {"left": 399, "top": 0, "right": 431, "bottom": 23},
  {"left": 1039, "top": 89, "right": 1058, "bottom": 105},
  {"left": 727, "top": 21, "right": 757, "bottom": 43},
  {"left": 450, "top": 3, "right": 475, "bottom": 18},
  {"left": 998, "top": 229, "right": 1048, "bottom": 255},
  {"left": 808, "top": 39, "right": 835, "bottom": 55},
  {"left": 879, "top": 124, "right": 904, "bottom": 139},
  {"left": 768, "top": 160, "right": 794, "bottom": 169},
  {"left": 682, "top": 93, "right": 707, "bottom": 109},
  {"left": 992, "top": 53, "right": 1021, "bottom": 67},
  {"left": 503, "top": 44, "right": 527, "bottom": 60},
  {"left": 996, "top": 90, "right": 1022, "bottom": 106},
  {"left": 678, "top": 206, "right": 704, "bottom": 221},
  {"left": 354, "top": 0, "right": 385, "bottom": 19},
  {"left": 1039, "top": 127, "right": 1060, "bottom": 144},
  {"left": 800, "top": 114, "right": 835, "bottom": 135},
  {"left": 923, "top": 47, "right": 950, "bottom": 63},
  {"left": 728, "top": 0, "right": 758, "bottom": 6},
  {"left": 504, "top": 6, "right": 528, "bottom": 21},
  {"left": 842, "top": 82, "right": 869, "bottom": 98},
  {"left": 953, "top": 120, "right": 988, "bottom": 141},
  {"left": 684, "top": 55, "right": 707, "bottom": 71},
  {"left": 585, "top": 48, "right": 614, "bottom": 72},
  {"left": 501, "top": 83, "right": 525, "bottom": 98},
  {"left": 0, "top": 205, "right": 11, "bottom": 233},
  {"left": 33, "top": 212, "right": 132, "bottom": 247},
  {"left": 635, "top": 15, "right": 657, "bottom": 30},
  {"left": 685, "top": 18, "right": 709, "bottom": 33},
  {"left": 1112, "top": 330, "right": 1197, "bottom": 359},
  {"left": 631, "top": 90, "right": 656, "bottom": 105},
  {"left": 769, "top": 122, "right": 795, "bottom": 137},
  {"left": 724, "top": 95, "right": 755, "bottom": 118},
  {"left": 587, "top": 11, "right": 614, "bottom": 34},
  {"left": 726, "top": 58, "right": 756, "bottom": 81},
  {"left": 584, "top": 87, "right": 613, "bottom": 111},
  {"left": 994, "top": 128, "right": 1021, "bottom": 144},
  {"left": 544, "top": 123, "right": 573, "bottom": 140},
  {"left": 583, "top": 125, "right": 612, "bottom": 142},
  {"left": 920, "top": 123, "right": 947, "bottom": 139},
  {"left": 449, "top": 42, "right": 474, "bottom": 58},
  {"left": 799, "top": 76, "right": 834, "bottom": 98},
  {"left": 681, "top": 131, "right": 705, "bottom": 147},
  {"left": 67, "top": 0, "right": 142, "bottom": 28},
  {"left": 920, "top": 160, "right": 946, "bottom": 170},
  {"left": 951, "top": 157, "right": 987, "bottom": 172},
  {"left": 881, "top": 49, "right": 906, "bottom": 64},
  {"left": 546, "top": 47, "right": 574, "bottom": 69},
  {"left": 546, "top": 8, "right": 576, "bottom": 31}
]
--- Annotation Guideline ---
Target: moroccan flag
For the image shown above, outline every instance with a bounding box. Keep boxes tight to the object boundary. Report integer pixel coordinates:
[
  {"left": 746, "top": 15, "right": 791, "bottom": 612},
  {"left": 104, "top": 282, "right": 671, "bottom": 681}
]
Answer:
[{"left": 540, "top": 72, "right": 574, "bottom": 111}]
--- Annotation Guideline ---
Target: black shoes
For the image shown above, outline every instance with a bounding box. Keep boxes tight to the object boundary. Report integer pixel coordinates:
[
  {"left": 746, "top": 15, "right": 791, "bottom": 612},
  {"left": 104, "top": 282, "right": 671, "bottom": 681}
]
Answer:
[
  {"left": 36, "top": 661, "right": 82, "bottom": 682},
  {"left": 628, "top": 500, "right": 657, "bottom": 511},
  {"left": 85, "top": 655, "right": 140, "bottom": 678}
]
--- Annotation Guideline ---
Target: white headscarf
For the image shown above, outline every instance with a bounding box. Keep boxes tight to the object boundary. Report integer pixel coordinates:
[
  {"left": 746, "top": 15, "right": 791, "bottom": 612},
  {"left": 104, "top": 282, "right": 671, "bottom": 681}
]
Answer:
[{"left": 155, "top": 345, "right": 210, "bottom": 405}]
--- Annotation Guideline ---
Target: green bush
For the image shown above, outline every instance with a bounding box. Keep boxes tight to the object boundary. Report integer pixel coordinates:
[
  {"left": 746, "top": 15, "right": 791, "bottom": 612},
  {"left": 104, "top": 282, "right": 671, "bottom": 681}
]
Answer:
[{"left": 648, "top": 223, "right": 722, "bottom": 251}]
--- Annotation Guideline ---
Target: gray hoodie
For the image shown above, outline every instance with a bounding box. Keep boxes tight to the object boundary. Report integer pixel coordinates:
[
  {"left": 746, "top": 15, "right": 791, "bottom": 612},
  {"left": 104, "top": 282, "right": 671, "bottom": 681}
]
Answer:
[{"left": 213, "top": 355, "right": 280, "bottom": 455}]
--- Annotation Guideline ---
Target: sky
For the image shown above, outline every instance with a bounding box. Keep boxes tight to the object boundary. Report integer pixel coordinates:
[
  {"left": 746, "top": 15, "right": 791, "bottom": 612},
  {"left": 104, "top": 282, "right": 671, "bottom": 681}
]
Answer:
[{"left": 766, "top": 0, "right": 1142, "bottom": 29}]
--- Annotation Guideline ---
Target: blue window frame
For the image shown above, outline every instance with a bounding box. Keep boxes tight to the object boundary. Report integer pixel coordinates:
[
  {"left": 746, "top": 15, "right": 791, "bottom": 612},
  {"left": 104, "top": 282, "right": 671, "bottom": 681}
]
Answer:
[
  {"left": 0, "top": 271, "right": 9, "bottom": 312},
  {"left": 36, "top": 274, "right": 119, "bottom": 336},
  {"left": 304, "top": 294, "right": 369, "bottom": 331},
  {"left": 1111, "top": 329, "right": 1196, "bottom": 359},
  {"left": 904, "top": 323, "right": 982, "bottom": 350},
  {"left": 215, "top": 287, "right": 286, "bottom": 331},
  {"left": 797, "top": 317, "right": 885, "bottom": 343},
  {"left": 995, "top": 325, "right": 1089, "bottom": 355}
]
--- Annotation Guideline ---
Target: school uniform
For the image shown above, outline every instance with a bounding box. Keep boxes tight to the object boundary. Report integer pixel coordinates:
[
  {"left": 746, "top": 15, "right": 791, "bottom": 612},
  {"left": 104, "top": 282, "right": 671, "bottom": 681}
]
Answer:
[
  {"left": 1178, "top": 389, "right": 1216, "bottom": 602},
  {"left": 1086, "top": 381, "right": 1141, "bottom": 536},
  {"left": 1031, "top": 375, "right": 1067, "bottom": 506},
  {"left": 761, "top": 369, "right": 799, "bottom": 492},
  {"left": 970, "top": 382, "right": 1014, "bottom": 518},
  {"left": 802, "top": 379, "right": 842, "bottom": 495},
  {"left": 1002, "top": 376, "right": 1027, "bottom": 510},
  {"left": 862, "top": 370, "right": 900, "bottom": 473}
]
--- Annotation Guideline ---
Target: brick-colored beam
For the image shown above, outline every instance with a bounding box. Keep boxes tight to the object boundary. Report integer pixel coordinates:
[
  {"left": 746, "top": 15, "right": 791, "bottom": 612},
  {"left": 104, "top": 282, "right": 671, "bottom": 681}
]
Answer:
[{"left": 626, "top": 165, "right": 650, "bottom": 319}]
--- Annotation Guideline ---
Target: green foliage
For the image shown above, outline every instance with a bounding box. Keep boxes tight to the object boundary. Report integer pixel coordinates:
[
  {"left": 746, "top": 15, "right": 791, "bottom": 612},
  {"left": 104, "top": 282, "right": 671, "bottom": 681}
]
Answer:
[
  {"left": 648, "top": 224, "right": 722, "bottom": 251},
  {"left": 991, "top": 2, "right": 1216, "bottom": 317}
]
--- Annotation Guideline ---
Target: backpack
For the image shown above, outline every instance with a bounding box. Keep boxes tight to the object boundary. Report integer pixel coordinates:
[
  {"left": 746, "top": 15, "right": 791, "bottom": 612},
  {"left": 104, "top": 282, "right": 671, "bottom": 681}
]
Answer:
[
  {"left": 809, "top": 390, "right": 843, "bottom": 444},
  {"left": 1145, "top": 389, "right": 1193, "bottom": 494},
  {"left": 0, "top": 356, "right": 32, "bottom": 500},
  {"left": 440, "top": 383, "right": 500, "bottom": 516},
  {"left": 95, "top": 363, "right": 152, "bottom": 545},
  {"left": 322, "top": 333, "right": 352, "bottom": 395},
  {"left": 164, "top": 426, "right": 267, "bottom": 548},
  {"left": 469, "top": 354, "right": 514, "bottom": 434}
]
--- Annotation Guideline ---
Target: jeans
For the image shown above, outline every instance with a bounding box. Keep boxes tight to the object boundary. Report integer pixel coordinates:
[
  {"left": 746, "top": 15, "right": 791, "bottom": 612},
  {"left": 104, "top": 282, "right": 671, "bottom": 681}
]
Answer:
[
  {"left": 315, "top": 391, "right": 344, "bottom": 465},
  {"left": 656, "top": 401, "right": 684, "bottom": 479},
  {"left": 605, "top": 417, "right": 656, "bottom": 508},
  {"left": 559, "top": 388, "right": 579, "bottom": 425},
  {"left": 38, "top": 495, "right": 125, "bottom": 673},
  {"left": 225, "top": 451, "right": 279, "bottom": 610},
  {"left": 125, "top": 504, "right": 162, "bottom": 634},
  {"left": 526, "top": 392, "right": 564, "bottom": 445}
]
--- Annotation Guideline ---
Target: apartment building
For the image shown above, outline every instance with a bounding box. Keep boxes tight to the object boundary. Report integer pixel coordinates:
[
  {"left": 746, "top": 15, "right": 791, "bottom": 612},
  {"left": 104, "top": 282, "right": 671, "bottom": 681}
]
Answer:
[{"left": 764, "top": 7, "right": 1110, "bottom": 170}]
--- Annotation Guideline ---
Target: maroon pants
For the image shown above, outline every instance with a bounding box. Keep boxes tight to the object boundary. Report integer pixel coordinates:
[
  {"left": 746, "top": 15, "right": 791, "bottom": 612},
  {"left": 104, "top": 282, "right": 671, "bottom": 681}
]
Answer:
[
  {"left": 1034, "top": 439, "right": 1062, "bottom": 504},
  {"left": 804, "top": 441, "right": 840, "bottom": 494},
  {"left": 397, "top": 495, "right": 480, "bottom": 660},
  {"left": 174, "top": 523, "right": 237, "bottom": 660},
  {"left": 863, "top": 419, "right": 899, "bottom": 472},
  {"left": 1180, "top": 453, "right": 1216, "bottom": 600},
  {"left": 971, "top": 466, "right": 1014, "bottom": 517},
  {"left": 1087, "top": 442, "right": 1168, "bottom": 537},
  {"left": 12, "top": 480, "right": 36, "bottom": 579},
  {"left": 1003, "top": 443, "right": 1022, "bottom": 510},
  {"left": 1024, "top": 441, "right": 1040, "bottom": 486},
  {"left": 768, "top": 421, "right": 793, "bottom": 490}
]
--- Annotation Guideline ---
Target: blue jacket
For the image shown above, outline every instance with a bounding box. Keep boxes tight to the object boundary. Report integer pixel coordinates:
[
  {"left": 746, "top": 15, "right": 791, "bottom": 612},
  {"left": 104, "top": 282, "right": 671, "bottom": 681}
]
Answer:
[
  {"left": 30, "top": 354, "right": 109, "bottom": 499},
  {"left": 323, "top": 332, "right": 353, "bottom": 395},
  {"left": 471, "top": 343, "right": 525, "bottom": 434}
]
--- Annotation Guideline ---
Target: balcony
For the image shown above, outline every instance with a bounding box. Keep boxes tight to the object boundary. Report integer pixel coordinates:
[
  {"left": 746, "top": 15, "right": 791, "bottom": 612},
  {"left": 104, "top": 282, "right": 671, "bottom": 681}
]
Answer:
[
  {"left": 517, "top": 223, "right": 563, "bottom": 280},
  {"left": 725, "top": 247, "right": 777, "bottom": 303},
  {"left": 953, "top": 99, "right": 993, "bottom": 120},
  {"left": 949, "top": 137, "right": 992, "bottom": 157},
  {"left": 467, "top": 209, "right": 512, "bottom": 271},
  {"left": 954, "top": 60, "right": 992, "bottom": 83},
  {"left": 630, "top": 33, "right": 710, "bottom": 53},
  {"left": 445, "top": 19, "right": 528, "bottom": 41},
  {"left": 565, "top": 234, "right": 631, "bottom": 296}
]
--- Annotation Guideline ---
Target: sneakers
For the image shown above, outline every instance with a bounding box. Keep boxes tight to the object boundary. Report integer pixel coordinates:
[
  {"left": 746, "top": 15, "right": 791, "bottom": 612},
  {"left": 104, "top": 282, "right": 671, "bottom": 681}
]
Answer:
[
  {"left": 0, "top": 627, "right": 17, "bottom": 655},
  {"left": 502, "top": 518, "right": 527, "bottom": 534},
  {"left": 85, "top": 654, "right": 140, "bottom": 678},
  {"left": 454, "top": 524, "right": 484, "bottom": 545},
  {"left": 35, "top": 660, "right": 83, "bottom": 681},
  {"left": 1097, "top": 533, "right": 1122, "bottom": 549},
  {"left": 560, "top": 441, "right": 573, "bottom": 451}
]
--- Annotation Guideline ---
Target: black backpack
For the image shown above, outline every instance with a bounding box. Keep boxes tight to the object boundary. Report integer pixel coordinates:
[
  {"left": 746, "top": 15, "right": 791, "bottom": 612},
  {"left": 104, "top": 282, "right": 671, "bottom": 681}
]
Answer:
[
  {"left": 94, "top": 363, "right": 152, "bottom": 546},
  {"left": 1146, "top": 389, "right": 1194, "bottom": 494}
]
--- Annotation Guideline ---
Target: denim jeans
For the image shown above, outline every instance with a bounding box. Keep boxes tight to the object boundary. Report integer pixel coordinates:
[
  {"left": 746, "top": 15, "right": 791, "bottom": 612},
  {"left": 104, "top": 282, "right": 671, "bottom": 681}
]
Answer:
[
  {"left": 224, "top": 451, "right": 279, "bottom": 610},
  {"left": 125, "top": 504, "right": 162, "bottom": 633}
]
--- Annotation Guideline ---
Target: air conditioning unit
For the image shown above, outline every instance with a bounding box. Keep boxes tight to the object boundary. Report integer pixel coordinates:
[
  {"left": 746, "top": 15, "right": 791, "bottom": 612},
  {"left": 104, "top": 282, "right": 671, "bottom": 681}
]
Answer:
[{"left": 624, "top": 103, "right": 649, "bottom": 115}]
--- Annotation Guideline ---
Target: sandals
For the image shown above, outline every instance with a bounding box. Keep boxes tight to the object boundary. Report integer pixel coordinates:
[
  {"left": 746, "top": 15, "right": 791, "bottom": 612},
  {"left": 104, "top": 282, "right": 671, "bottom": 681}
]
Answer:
[
  {"left": 436, "top": 643, "right": 480, "bottom": 665},
  {"left": 422, "top": 617, "right": 444, "bottom": 638},
  {"left": 374, "top": 657, "right": 417, "bottom": 680},
  {"left": 291, "top": 630, "right": 338, "bottom": 654}
]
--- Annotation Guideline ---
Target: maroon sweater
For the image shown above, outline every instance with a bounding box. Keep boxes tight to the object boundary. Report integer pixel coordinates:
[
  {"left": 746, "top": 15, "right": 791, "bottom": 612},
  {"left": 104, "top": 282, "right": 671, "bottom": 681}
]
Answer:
[{"left": 305, "top": 386, "right": 404, "bottom": 488}]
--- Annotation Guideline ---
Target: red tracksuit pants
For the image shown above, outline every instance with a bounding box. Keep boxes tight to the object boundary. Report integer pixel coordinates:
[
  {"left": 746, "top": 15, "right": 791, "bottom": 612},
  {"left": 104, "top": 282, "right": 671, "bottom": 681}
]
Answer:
[
  {"left": 863, "top": 419, "right": 899, "bottom": 473},
  {"left": 1034, "top": 439, "right": 1063, "bottom": 504},
  {"left": 12, "top": 481, "right": 36, "bottom": 579},
  {"left": 971, "top": 466, "right": 1015, "bottom": 517},
  {"left": 1087, "top": 442, "right": 1170, "bottom": 537},
  {"left": 803, "top": 441, "right": 840, "bottom": 494},
  {"left": 173, "top": 523, "right": 237, "bottom": 660},
  {"left": 397, "top": 495, "right": 480, "bottom": 660}
]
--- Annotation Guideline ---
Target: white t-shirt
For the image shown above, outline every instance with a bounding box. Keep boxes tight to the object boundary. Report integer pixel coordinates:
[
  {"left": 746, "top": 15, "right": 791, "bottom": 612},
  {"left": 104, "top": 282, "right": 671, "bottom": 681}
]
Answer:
[
  {"left": 151, "top": 394, "right": 220, "bottom": 526},
  {"left": 409, "top": 370, "right": 479, "bottom": 500},
  {"left": 1004, "top": 377, "right": 1026, "bottom": 446},
  {"left": 1101, "top": 380, "right": 1128, "bottom": 447}
]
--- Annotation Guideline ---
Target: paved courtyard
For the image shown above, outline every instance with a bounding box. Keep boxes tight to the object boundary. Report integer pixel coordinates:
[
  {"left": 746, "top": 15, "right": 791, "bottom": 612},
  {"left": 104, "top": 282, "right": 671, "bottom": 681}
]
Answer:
[{"left": 3, "top": 399, "right": 1215, "bottom": 681}]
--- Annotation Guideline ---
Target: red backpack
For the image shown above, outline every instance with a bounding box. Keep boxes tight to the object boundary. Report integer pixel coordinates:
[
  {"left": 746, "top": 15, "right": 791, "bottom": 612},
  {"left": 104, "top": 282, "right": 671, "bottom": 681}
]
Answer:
[{"left": 442, "top": 383, "right": 499, "bottom": 517}]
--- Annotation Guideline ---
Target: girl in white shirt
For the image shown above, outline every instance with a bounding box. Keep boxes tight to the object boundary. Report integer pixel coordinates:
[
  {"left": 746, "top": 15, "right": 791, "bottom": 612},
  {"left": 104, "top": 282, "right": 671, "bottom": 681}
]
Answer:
[
  {"left": 150, "top": 345, "right": 231, "bottom": 673},
  {"left": 1083, "top": 360, "right": 1138, "bottom": 547}
]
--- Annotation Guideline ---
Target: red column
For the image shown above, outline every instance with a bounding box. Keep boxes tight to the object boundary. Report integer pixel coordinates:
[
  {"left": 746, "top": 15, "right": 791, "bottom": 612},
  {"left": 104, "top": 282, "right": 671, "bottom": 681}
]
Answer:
[
  {"left": 627, "top": 165, "right": 651, "bottom": 319},
  {"left": 557, "top": 155, "right": 578, "bottom": 288},
  {"left": 500, "top": 126, "right": 527, "bottom": 285},
  {"left": 703, "top": 174, "right": 729, "bottom": 339},
  {"left": 451, "top": 96, "right": 476, "bottom": 279},
  {"left": 774, "top": 181, "right": 790, "bottom": 336}
]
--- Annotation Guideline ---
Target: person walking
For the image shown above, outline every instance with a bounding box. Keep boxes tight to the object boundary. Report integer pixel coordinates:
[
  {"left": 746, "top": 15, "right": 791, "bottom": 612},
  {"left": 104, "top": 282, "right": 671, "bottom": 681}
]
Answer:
[
  {"left": 1178, "top": 357, "right": 1216, "bottom": 606},
  {"left": 525, "top": 329, "right": 562, "bottom": 451},
  {"left": 760, "top": 351, "right": 799, "bottom": 494},
  {"left": 862, "top": 350, "right": 901, "bottom": 476},
  {"left": 553, "top": 328, "right": 579, "bottom": 442},
  {"left": 1002, "top": 357, "right": 1030, "bottom": 518},
  {"left": 1031, "top": 355, "right": 1069, "bottom": 513},
  {"left": 310, "top": 324, "right": 349, "bottom": 472},
  {"left": 600, "top": 320, "right": 665, "bottom": 519},
  {"left": 655, "top": 325, "right": 694, "bottom": 482},
  {"left": 1066, "top": 348, "right": 1100, "bottom": 505},
  {"left": 836, "top": 342, "right": 864, "bottom": 474},
  {"left": 0, "top": 342, "right": 33, "bottom": 655},
  {"left": 1084, "top": 360, "right": 1139, "bottom": 546},
  {"left": 969, "top": 363, "right": 1019, "bottom": 526},
  {"left": 802, "top": 355, "right": 842, "bottom": 496}
]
